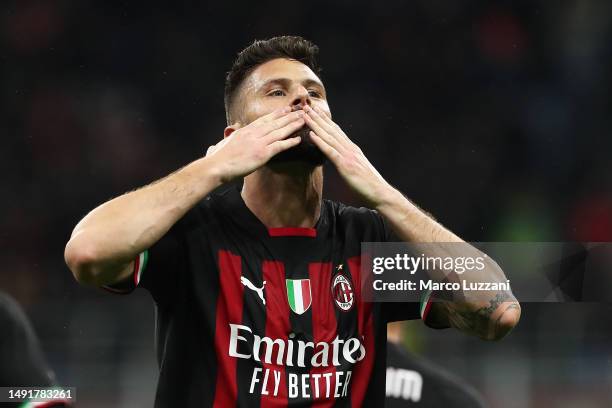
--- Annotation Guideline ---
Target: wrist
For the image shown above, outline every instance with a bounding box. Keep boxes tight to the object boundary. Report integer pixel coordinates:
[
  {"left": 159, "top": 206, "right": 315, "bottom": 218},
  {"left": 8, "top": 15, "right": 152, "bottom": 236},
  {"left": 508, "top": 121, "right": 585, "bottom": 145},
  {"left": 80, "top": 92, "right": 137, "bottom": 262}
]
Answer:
[
  {"left": 193, "top": 156, "right": 227, "bottom": 189},
  {"left": 371, "top": 184, "right": 404, "bottom": 210}
]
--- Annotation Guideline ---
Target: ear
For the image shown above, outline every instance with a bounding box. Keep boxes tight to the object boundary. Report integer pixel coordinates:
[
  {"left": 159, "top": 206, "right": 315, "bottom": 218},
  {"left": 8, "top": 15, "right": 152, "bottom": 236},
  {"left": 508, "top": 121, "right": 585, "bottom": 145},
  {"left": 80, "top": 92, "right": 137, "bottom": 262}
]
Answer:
[{"left": 224, "top": 122, "right": 241, "bottom": 138}]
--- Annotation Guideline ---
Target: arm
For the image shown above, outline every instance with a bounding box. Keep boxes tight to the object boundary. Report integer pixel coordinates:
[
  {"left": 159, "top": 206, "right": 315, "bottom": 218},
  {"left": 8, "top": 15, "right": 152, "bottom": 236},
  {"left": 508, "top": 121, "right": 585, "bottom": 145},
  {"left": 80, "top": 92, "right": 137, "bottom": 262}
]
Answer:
[
  {"left": 373, "top": 187, "right": 520, "bottom": 341},
  {"left": 302, "top": 105, "right": 520, "bottom": 340},
  {"left": 64, "top": 157, "right": 221, "bottom": 287},
  {"left": 65, "top": 107, "right": 305, "bottom": 287}
]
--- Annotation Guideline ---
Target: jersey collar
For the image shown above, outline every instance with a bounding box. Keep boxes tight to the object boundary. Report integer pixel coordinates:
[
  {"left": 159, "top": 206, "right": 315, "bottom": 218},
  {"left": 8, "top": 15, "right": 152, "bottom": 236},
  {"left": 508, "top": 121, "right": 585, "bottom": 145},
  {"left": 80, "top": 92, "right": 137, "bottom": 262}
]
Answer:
[{"left": 221, "top": 185, "right": 326, "bottom": 238}]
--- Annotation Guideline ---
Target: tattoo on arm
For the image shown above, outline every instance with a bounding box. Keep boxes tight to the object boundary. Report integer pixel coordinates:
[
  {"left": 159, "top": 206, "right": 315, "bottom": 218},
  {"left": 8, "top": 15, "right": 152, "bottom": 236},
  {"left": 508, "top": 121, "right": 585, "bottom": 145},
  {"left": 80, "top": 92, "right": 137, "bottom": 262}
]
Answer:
[
  {"left": 494, "top": 303, "right": 521, "bottom": 334},
  {"left": 448, "top": 293, "right": 519, "bottom": 339}
]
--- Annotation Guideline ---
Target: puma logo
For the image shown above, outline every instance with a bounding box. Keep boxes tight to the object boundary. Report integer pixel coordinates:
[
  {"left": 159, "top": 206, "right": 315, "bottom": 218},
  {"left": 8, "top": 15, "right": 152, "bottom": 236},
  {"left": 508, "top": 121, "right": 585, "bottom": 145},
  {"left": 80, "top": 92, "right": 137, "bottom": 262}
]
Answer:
[{"left": 240, "top": 276, "right": 266, "bottom": 305}]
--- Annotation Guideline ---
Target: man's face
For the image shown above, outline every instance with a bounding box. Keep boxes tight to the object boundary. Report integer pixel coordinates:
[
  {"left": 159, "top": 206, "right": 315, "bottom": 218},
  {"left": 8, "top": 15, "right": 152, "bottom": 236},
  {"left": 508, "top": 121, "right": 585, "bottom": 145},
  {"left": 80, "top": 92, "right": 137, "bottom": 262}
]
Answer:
[{"left": 237, "top": 58, "right": 331, "bottom": 165}]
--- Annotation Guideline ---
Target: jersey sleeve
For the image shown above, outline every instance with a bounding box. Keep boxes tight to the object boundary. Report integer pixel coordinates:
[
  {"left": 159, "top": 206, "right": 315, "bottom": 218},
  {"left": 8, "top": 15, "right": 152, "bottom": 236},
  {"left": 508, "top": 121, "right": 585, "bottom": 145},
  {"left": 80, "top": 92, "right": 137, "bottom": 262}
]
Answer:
[
  {"left": 138, "top": 227, "right": 186, "bottom": 305},
  {"left": 370, "top": 209, "right": 396, "bottom": 242},
  {"left": 370, "top": 211, "right": 439, "bottom": 323},
  {"left": 102, "top": 218, "right": 188, "bottom": 306},
  {"left": 381, "top": 290, "right": 435, "bottom": 322}
]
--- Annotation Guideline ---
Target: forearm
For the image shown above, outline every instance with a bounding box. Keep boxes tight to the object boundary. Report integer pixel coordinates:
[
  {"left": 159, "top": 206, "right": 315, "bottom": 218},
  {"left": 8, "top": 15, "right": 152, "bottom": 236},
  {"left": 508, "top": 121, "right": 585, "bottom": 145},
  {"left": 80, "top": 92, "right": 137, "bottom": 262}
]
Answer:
[
  {"left": 374, "top": 185, "right": 520, "bottom": 339},
  {"left": 436, "top": 293, "right": 522, "bottom": 341},
  {"left": 374, "top": 186, "right": 462, "bottom": 244},
  {"left": 300, "top": 105, "right": 521, "bottom": 339},
  {"left": 65, "top": 156, "right": 223, "bottom": 285},
  {"left": 374, "top": 186, "right": 509, "bottom": 284}
]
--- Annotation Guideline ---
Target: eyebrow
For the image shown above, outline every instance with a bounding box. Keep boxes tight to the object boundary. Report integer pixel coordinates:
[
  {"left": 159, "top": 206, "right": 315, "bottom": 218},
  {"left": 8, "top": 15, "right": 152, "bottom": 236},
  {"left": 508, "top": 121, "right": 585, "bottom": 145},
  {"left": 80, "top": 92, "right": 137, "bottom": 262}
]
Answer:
[{"left": 260, "top": 77, "right": 326, "bottom": 94}]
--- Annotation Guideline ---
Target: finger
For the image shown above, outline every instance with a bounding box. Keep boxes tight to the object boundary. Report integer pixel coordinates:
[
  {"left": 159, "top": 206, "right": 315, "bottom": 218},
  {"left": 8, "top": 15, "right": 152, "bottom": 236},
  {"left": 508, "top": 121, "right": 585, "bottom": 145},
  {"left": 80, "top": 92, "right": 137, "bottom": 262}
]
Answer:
[
  {"left": 303, "top": 105, "right": 338, "bottom": 137},
  {"left": 260, "top": 110, "right": 305, "bottom": 136},
  {"left": 302, "top": 113, "right": 344, "bottom": 152},
  {"left": 263, "top": 117, "right": 306, "bottom": 143},
  {"left": 309, "top": 131, "right": 341, "bottom": 162},
  {"left": 310, "top": 105, "right": 351, "bottom": 142},
  {"left": 312, "top": 105, "right": 340, "bottom": 131},
  {"left": 252, "top": 106, "right": 292, "bottom": 126},
  {"left": 267, "top": 136, "right": 302, "bottom": 156}
]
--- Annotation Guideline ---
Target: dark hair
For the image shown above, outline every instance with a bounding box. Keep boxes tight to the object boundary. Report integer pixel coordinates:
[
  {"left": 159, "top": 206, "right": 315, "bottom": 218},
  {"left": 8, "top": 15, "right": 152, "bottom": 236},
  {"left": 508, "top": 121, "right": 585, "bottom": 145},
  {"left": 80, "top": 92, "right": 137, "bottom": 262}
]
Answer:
[{"left": 224, "top": 36, "right": 322, "bottom": 124}]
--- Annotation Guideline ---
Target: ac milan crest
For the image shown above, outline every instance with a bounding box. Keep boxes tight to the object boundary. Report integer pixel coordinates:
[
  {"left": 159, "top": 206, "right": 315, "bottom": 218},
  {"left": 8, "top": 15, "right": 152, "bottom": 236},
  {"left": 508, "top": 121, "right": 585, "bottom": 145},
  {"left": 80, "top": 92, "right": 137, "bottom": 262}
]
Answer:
[{"left": 331, "top": 273, "right": 354, "bottom": 311}]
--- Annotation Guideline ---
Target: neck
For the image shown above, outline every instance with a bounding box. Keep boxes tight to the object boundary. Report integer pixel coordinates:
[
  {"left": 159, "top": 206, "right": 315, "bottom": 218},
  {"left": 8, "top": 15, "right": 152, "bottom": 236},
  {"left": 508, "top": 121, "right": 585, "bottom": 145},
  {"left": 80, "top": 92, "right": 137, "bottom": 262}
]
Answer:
[{"left": 241, "top": 162, "right": 323, "bottom": 228}]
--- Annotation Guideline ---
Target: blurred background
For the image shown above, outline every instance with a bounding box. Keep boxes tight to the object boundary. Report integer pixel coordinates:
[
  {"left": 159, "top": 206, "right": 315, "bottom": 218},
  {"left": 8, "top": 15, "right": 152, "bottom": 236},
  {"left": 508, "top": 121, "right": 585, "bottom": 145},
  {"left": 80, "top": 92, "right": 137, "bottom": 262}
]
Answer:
[{"left": 1, "top": 0, "right": 612, "bottom": 406}]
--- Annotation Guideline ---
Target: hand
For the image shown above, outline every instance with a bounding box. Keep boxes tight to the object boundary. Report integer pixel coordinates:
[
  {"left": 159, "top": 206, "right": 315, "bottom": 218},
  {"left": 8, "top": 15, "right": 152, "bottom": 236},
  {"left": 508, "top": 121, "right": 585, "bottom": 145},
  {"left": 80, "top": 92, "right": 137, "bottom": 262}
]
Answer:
[
  {"left": 205, "top": 107, "right": 305, "bottom": 183},
  {"left": 302, "top": 105, "right": 392, "bottom": 206}
]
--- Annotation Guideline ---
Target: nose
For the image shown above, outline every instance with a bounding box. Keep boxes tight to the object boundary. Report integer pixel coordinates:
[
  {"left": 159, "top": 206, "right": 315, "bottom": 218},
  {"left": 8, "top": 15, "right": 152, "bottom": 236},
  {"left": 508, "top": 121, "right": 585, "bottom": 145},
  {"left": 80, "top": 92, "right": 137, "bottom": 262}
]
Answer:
[{"left": 291, "top": 86, "right": 311, "bottom": 111}]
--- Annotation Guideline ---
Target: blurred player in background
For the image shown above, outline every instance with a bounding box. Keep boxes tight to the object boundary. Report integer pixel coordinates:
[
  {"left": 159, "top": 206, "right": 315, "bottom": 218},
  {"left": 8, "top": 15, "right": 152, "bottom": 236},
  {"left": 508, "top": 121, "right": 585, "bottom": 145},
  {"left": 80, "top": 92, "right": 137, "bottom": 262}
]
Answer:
[
  {"left": 386, "top": 321, "right": 486, "bottom": 407},
  {"left": 0, "top": 291, "right": 70, "bottom": 407},
  {"left": 65, "top": 36, "right": 520, "bottom": 406}
]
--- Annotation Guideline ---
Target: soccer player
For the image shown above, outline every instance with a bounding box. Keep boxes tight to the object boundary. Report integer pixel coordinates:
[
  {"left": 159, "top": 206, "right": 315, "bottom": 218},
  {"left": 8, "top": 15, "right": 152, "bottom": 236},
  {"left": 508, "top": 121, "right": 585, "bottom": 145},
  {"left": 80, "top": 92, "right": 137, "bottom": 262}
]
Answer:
[
  {"left": 0, "top": 291, "right": 71, "bottom": 407},
  {"left": 386, "top": 322, "right": 487, "bottom": 407},
  {"left": 65, "top": 36, "right": 520, "bottom": 406}
]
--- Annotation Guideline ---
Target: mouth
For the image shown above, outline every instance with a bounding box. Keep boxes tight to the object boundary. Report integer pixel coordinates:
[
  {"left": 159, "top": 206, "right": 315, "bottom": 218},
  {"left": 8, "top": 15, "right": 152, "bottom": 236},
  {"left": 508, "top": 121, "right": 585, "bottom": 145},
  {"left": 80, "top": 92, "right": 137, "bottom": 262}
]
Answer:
[
  {"left": 268, "top": 106, "right": 327, "bottom": 165},
  {"left": 292, "top": 124, "right": 312, "bottom": 141}
]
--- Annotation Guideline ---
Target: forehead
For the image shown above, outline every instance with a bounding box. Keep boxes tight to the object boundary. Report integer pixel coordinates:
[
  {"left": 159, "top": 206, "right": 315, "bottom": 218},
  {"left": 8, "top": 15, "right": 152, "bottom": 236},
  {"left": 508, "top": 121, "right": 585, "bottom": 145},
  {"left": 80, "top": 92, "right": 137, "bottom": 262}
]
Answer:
[{"left": 242, "top": 58, "right": 322, "bottom": 92}]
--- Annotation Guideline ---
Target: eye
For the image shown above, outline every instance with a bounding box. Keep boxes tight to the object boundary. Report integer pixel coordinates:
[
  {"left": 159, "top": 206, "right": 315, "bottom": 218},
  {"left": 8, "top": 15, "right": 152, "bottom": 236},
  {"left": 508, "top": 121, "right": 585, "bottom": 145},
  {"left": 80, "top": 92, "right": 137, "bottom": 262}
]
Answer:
[
  {"left": 308, "top": 90, "right": 322, "bottom": 98},
  {"left": 268, "top": 89, "right": 286, "bottom": 97}
]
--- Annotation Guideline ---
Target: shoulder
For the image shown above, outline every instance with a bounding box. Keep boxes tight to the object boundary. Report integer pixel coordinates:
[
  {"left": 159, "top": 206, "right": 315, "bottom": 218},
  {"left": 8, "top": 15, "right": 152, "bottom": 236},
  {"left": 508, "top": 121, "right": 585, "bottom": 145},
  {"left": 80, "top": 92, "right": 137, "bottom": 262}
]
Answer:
[
  {"left": 172, "top": 187, "right": 230, "bottom": 234},
  {"left": 325, "top": 199, "right": 387, "bottom": 237},
  {"left": 195, "top": 185, "right": 242, "bottom": 216},
  {"left": 326, "top": 199, "right": 383, "bottom": 225}
]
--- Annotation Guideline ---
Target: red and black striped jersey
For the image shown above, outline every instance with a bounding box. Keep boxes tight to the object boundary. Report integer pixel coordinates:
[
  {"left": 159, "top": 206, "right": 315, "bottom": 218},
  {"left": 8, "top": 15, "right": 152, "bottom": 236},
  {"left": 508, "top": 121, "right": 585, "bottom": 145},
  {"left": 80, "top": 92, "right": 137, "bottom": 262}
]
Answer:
[{"left": 107, "top": 186, "right": 427, "bottom": 407}]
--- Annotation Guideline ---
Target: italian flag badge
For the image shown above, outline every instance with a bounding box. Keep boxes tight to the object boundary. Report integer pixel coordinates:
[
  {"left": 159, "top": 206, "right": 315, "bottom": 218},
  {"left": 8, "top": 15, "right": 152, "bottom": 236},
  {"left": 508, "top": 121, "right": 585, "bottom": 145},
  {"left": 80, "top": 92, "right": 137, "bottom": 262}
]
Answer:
[{"left": 286, "top": 279, "right": 312, "bottom": 315}]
